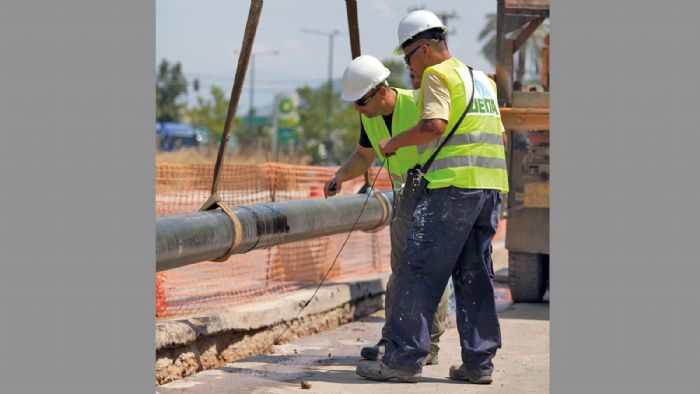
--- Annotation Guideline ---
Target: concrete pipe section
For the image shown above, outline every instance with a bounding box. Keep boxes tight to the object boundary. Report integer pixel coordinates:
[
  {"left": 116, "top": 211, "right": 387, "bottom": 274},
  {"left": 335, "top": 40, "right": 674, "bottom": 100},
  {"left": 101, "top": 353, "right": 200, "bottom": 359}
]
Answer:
[{"left": 156, "top": 191, "right": 394, "bottom": 272}]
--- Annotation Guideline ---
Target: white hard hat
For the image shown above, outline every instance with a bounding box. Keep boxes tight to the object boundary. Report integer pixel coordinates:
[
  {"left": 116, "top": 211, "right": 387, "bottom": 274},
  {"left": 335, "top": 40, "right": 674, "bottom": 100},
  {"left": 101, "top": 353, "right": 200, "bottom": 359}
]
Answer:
[
  {"left": 341, "top": 55, "right": 391, "bottom": 102},
  {"left": 394, "top": 10, "right": 447, "bottom": 55}
]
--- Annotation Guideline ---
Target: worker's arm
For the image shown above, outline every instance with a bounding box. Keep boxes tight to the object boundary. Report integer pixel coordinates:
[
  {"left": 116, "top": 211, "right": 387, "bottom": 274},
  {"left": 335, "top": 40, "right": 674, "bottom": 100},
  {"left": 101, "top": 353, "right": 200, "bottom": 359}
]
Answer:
[
  {"left": 323, "top": 145, "right": 376, "bottom": 197},
  {"left": 379, "top": 119, "right": 446, "bottom": 156},
  {"left": 380, "top": 72, "right": 450, "bottom": 156}
]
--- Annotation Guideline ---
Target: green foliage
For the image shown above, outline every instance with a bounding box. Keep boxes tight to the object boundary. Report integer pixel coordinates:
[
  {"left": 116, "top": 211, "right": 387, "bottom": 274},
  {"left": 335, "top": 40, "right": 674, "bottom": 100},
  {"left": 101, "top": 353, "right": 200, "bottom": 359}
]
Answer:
[
  {"left": 187, "top": 86, "right": 230, "bottom": 143},
  {"left": 383, "top": 58, "right": 409, "bottom": 89},
  {"left": 156, "top": 59, "right": 188, "bottom": 122},
  {"left": 297, "top": 81, "right": 360, "bottom": 164},
  {"left": 188, "top": 85, "right": 269, "bottom": 151},
  {"left": 236, "top": 108, "right": 262, "bottom": 148}
]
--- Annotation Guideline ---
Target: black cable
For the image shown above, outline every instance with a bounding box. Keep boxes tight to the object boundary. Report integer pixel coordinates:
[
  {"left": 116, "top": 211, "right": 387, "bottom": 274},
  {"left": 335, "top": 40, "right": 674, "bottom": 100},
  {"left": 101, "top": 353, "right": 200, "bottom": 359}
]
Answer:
[
  {"left": 386, "top": 156, "right": 397, "bottom": 223},
  {"left": 262, "top": 158, "right": 388, "bottom": 353}
]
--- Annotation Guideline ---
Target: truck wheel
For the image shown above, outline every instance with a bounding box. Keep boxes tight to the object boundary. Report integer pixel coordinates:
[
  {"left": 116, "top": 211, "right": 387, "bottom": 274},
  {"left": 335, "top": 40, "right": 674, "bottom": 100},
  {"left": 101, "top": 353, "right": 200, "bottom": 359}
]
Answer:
[{"left": 509, "top": 252, "right": 546, "bottom": 302}]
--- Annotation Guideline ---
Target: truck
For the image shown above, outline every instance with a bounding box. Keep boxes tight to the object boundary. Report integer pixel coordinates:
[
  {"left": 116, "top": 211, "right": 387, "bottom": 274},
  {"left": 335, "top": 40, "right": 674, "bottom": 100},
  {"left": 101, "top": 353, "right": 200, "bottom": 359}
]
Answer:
[
  {"left": 496, "top": 0, "right": 550, "bottom": 302},
  {"left": 156, "top": 122, "right": 209, "bottom": 152}
]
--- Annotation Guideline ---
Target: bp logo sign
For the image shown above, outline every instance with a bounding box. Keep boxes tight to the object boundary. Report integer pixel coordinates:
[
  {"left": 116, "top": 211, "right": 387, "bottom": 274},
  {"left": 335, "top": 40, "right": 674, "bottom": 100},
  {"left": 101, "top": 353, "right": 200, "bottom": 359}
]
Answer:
[
  {"left": 278, "top": 97, "right": 294, "bottom": 115},
  {"left": 275, "top": 92, "right": 300, "bottom": 128}
]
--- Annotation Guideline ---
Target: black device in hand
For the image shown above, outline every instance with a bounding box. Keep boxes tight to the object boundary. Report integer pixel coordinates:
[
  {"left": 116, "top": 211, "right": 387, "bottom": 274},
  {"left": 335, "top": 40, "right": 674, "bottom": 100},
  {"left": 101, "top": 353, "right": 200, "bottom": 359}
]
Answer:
[{"left": 396, "top": 165, "right": 427, "bottom": 220}]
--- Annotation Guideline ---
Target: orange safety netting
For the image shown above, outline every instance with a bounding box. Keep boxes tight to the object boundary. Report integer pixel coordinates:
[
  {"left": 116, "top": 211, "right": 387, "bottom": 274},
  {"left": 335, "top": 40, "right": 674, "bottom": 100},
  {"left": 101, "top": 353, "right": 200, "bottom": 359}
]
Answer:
[{"left": 156, "top": 162, "right": 394, "bottom": 319}]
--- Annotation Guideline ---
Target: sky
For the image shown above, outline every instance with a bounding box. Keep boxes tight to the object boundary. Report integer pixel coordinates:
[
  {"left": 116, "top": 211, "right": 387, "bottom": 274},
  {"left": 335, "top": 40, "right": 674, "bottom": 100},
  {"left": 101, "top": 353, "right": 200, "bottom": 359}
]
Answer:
[{"left": 156, "top": 0, "right": 498, "bottom": 116}]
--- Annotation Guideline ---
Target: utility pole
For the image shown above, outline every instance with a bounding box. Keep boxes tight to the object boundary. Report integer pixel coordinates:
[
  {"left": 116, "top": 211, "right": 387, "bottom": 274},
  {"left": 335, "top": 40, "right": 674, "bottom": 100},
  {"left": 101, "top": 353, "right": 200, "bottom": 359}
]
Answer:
[
  {"left": 435, "top": 10, "right": 460, "bottom": 42},
  {"left": 233, "top": 49, "right": 279, "bottom": 134},
  {"left": 301, "top": 28, "right": 342, "bottom": 162}
]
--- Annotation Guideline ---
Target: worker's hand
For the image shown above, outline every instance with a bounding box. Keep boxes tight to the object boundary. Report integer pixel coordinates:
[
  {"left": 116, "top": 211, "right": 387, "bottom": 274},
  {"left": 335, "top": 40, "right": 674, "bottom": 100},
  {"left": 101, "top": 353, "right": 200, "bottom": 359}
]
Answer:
[
  {"left": 379, "top": 138, "right": 397, "bottom": 157},
  {"left": 323, "top": 175, "right": 343, "bottom": 198}
]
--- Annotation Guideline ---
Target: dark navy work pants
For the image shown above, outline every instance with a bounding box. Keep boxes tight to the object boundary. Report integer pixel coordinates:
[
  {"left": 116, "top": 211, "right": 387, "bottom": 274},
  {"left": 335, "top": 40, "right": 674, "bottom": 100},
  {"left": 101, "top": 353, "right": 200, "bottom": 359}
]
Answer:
[{"left": 381, "top": 186, "right": 502, "bottom": 374}]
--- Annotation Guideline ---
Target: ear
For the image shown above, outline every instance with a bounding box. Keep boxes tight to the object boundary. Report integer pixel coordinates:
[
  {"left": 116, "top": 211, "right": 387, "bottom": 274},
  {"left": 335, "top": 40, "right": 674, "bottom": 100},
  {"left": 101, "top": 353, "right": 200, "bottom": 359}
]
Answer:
[
  {"left": 421, "top": 43, "right": 430, "bottom": 56},
  {"left": 379, "top": 85, "right": 389, "bottom": 98}
]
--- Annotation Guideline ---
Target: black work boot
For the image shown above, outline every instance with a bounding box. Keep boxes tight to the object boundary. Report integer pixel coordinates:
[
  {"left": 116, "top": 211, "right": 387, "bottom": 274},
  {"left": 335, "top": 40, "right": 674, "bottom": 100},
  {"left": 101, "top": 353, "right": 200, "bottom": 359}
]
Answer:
[
  {"left": 448, "top": 364, "right": 493, "bottom": 384},
  {"left": 360, "top": 339, "right": 388, "bottom": 361},
  {"left": 356, "top": 360, "right": 421, "bottom": 383}
]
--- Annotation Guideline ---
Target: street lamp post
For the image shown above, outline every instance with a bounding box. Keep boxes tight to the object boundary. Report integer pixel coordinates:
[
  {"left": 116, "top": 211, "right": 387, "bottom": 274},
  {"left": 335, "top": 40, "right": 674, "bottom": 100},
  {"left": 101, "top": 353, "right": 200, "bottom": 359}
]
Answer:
[
  {"left": 233, "top": 49, "right": 279, "bottom": 133},
  {"left": 301, "top": 28, "right": 342, "bottom": 162}
]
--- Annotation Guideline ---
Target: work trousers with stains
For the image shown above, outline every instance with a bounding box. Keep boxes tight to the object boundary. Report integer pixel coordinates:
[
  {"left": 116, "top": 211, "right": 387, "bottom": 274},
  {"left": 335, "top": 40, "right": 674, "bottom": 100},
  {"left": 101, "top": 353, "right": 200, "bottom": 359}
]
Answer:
[
  {"left": 381, "top": 196, "right": 450, "bottom": 355},
  {"left": 382, "top": 186, "right": 502, "bottom": 374}
]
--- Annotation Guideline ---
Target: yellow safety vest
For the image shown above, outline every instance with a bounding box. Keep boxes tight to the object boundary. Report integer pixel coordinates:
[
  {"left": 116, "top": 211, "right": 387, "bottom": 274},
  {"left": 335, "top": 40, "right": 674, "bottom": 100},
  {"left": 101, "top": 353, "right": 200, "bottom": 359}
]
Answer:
[
  {"left": 417, "top": 57, "right": 509, "bottom": 192},
  {"left": 361, "top": 88, "right": 421, "bottom": 188}
]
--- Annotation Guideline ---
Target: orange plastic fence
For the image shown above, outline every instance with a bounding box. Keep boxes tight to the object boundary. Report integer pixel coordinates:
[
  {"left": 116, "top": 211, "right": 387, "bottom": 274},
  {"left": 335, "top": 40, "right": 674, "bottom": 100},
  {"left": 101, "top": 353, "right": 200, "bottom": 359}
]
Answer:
[{"left": 156, "top": 162, "right": 394, "bottom": 319}]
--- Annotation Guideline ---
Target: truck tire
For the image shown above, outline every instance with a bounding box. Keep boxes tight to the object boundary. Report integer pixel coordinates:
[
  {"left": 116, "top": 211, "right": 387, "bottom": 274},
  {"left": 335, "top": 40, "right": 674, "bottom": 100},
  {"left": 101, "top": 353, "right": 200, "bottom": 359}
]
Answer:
[{"left": 509, "top": 252, "right": 546, "bottom": 302}]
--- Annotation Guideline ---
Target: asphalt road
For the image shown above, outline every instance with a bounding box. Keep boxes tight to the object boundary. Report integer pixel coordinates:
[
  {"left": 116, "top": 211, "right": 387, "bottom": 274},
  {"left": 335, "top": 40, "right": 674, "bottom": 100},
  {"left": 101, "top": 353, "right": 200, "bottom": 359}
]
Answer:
[{"left": 157, "top": 301, "right": 549, "bottom": 394}]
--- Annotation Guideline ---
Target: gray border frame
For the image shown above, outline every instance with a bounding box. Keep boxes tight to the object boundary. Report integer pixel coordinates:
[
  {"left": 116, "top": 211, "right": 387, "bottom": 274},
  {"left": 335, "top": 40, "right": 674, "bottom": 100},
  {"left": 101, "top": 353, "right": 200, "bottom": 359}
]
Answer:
[
  {"left": 1, "top": 1, "right": 155, "bottom": 392},
  {"left": 2, "top": 0, "right": 700, "bottom": 392},
  {"left": 553, "top": 1, "right": 700, "bottom": 392}
]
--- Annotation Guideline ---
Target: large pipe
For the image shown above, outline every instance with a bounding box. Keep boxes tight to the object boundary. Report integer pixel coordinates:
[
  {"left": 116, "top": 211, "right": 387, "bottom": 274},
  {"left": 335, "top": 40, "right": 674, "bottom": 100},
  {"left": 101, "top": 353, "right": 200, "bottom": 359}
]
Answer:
[{"left": 156, "top": 191, "right": 394, "bottom": 272}]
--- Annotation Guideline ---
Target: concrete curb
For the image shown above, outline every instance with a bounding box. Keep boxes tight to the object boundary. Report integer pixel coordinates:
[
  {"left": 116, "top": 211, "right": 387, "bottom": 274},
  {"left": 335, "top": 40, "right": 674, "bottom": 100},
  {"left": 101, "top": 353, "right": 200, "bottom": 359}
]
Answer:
[{"left": 156, "top": 272, "right": 390, "bottom": 351}]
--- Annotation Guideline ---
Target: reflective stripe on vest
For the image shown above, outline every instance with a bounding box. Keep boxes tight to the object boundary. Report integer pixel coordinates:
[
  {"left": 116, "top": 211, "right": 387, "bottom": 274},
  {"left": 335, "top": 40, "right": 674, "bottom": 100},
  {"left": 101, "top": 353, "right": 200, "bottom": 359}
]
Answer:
[
  {"left": 361, "top": 88, "right": 421, "bottom": 187},
  {"left": 417, "top": 132, "right": 503, "bottom": 156},
  {"left": 417, "top": 57, "right": 509, "bottom": 192},
  {"left": 431, "top": 156, "right": 506, "bottom": 171}
]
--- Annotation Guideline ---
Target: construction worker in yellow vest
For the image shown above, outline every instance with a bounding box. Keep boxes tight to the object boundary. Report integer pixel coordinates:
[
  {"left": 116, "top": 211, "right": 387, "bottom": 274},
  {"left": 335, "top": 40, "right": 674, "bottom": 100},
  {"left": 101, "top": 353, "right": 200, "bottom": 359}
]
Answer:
[
  {"left": 356, "top": 10, "right": 509, "bottom": 384},
  {"left": 324, "top": 55, "right": 449, "bottom": 366}
]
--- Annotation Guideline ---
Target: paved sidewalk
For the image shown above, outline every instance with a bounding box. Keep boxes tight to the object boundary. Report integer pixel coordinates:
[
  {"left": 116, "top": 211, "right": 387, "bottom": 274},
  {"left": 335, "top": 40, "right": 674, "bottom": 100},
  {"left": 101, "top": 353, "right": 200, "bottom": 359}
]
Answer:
[{"left": 157, "top": 301, "right": 549, "bottom": 394}]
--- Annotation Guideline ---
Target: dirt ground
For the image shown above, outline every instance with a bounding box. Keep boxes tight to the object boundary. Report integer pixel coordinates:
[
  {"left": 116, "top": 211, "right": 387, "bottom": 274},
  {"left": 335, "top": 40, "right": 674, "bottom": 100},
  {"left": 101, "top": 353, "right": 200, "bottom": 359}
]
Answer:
[{"left": 156, "top": 301, "right": 549, "bottom": 394}]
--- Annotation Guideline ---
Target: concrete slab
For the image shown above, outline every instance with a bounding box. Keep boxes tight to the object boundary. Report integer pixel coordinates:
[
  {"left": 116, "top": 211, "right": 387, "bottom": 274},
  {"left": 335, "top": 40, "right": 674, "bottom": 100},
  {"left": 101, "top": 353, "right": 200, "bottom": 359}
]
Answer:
[
  {"left": 155, "top": 240, "right": 514, "bottom": 385},
  {"left": 157, "top": 302, "right": 549, "bottom": 393}
]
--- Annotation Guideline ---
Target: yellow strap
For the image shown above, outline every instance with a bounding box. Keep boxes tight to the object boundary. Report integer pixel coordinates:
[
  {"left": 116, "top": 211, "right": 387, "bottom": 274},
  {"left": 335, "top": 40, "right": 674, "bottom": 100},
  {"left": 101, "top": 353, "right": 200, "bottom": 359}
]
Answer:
[{"left": 199, "top": 194, "right": 242, "bottom": 262}]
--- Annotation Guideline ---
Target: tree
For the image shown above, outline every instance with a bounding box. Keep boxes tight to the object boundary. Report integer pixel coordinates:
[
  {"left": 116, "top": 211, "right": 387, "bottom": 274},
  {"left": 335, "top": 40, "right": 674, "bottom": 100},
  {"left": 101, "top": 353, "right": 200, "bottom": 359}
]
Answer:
[
  {"left": 383, "top": 58, "right": 409, "bottom": 89},
  {"left": 187, "top": 86, "right": 230, "bottom": 144},
  {"left": 297, "top": 81, "right": 359, "bottom": 164},
  {"left": 156, "top": 59, "right": 188, "bottom": 122},
  {"left": 478, "top": 13, "right": 498, "bottom": 69},
  {"left": 478, "top": 13, "right": 549, "bottom": 85}
]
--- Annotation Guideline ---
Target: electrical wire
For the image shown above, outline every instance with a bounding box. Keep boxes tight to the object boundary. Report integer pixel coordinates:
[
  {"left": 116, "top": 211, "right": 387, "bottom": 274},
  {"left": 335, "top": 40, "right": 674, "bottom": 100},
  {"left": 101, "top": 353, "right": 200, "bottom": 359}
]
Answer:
[{"left": 262, "top": 157, "right": 388, "bottom": 353}]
